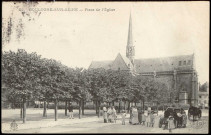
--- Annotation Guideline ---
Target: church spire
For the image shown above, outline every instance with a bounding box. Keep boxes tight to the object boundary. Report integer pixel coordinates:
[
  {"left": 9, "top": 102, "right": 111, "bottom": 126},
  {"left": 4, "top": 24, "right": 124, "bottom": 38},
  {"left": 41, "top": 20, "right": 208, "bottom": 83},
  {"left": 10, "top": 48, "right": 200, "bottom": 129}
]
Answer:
[
  {"left": 126, "top": 11, "right": 135, "bottom": 65},
  {"left": 127, "top": 12, "right": 133, "bottom": 46}
]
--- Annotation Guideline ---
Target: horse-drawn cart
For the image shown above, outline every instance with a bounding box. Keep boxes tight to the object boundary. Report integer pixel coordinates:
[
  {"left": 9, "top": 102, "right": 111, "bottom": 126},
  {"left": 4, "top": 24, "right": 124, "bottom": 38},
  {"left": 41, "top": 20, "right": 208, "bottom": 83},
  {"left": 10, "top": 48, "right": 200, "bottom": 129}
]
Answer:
[{"left": 188, "top": 106, "right": 202, "bottom": 121}]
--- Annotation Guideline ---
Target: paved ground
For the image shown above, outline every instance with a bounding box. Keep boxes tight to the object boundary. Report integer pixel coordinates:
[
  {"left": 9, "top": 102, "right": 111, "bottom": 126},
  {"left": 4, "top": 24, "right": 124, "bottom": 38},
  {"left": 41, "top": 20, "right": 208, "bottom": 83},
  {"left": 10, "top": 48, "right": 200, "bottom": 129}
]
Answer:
[{"left": 2, "top": 108, "right": 209, "bottom": 133}]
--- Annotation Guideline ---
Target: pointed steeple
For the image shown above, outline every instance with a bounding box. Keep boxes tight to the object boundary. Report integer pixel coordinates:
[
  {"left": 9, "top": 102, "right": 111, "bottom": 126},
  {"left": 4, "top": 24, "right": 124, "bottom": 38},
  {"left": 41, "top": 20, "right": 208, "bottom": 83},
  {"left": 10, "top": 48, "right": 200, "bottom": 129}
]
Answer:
[
  {"left": 127, "top": 12, "right": 133, "bottom": 46},
  {"left": 126, "top": 11, "right": 135, "bottom": 65}
]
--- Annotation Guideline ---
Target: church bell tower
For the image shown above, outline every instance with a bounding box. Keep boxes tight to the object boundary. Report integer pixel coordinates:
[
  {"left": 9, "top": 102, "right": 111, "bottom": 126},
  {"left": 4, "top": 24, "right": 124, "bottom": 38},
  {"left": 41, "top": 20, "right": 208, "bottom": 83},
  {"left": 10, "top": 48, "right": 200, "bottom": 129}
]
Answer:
[{"left": 126, "top": 12, "right": 135, "bottom": 65}]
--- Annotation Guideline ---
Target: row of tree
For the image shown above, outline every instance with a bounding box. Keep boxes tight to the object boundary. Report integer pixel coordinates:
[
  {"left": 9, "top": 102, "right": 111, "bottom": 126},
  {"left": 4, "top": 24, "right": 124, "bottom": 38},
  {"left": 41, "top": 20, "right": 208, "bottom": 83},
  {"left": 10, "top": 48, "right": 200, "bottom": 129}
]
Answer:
[{"left": 2, "top": 49, "right": 170, "bottom": 123}]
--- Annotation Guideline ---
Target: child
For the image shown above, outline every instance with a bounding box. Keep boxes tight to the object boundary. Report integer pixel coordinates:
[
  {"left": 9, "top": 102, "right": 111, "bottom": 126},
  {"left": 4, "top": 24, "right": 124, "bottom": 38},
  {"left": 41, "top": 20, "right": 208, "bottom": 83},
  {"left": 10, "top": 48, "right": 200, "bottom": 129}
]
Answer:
[
  {"left": 167, "top": 115, "right": 175, "bottom": 133},
  {"left": 141, "top": 112, "right": 146, "bottom": 126},
  {"left": 121, "top": 110, "right": 127, "bottom": 125},
  {"left": 10, "top": 120, "right": 18, "bottom": 131}
]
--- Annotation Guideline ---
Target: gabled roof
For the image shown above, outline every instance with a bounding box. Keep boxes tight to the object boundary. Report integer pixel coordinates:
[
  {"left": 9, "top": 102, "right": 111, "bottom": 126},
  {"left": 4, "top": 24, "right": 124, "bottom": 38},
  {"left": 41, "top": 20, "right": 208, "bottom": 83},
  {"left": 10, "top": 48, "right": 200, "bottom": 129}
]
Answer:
[
  {"left": 134, "top": 54, "right": 194, "bottom": 73},
  {"left": 89, "top": 60, "right": 113, "bottom": 70},
  {"left": 118, "top": 53, "right": 133, "bottom": 68},
  {"left": 109, "top": 53, "right": 134, "bottom": 71},
  {"left": 88, "top": 53, "right": 134, "bottom": 71}
]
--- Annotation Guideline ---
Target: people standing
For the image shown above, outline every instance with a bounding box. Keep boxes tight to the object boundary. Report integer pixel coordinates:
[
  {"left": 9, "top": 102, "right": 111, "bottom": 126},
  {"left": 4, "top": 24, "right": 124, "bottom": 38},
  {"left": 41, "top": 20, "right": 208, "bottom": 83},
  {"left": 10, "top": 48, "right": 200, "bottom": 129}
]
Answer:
[
  {"left": 121, "top": 110, "right": 127, "bottom": 125},
  {"left": 68, "top": 102, "right": 74, "bottom": 119},
  {"left": 112, "top": 106, "right": 117, "bottom": 123},
  {"left": 182, "top": 111, "right": 187, "bottom": 128},
  {"left": 103, "top": 105, "right": 108, "bottom": 123},
  {"left": 149, "top": 112, "right": 155, "bottom": 127},
  {"left": 107, "top": 106, "right": 113, "bottom": 123},
  {"left": 141, "top": 111, "right": 146, "bottom": 126},
  {"left": 146, "top": 113, "right": 150, "bottom": 127},
  {"left": 131, "top": 106, "right": 139, "bottom": 125},
  {"left": 167, "top": 115, "right": 175, "bottom": 133},
  {"left": 129, "top": 107, "right": 133, "bottom": 124},
  {"left": 138, "top": 108, "right": 142, "bottom": 124}
]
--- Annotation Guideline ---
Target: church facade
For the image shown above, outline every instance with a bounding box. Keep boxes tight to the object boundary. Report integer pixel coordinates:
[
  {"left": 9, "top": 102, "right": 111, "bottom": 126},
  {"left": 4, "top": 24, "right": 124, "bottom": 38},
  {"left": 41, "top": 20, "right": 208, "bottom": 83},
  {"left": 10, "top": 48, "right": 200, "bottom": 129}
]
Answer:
[{"left": 89, "top": 14, "right": 198, "bottom": 106}]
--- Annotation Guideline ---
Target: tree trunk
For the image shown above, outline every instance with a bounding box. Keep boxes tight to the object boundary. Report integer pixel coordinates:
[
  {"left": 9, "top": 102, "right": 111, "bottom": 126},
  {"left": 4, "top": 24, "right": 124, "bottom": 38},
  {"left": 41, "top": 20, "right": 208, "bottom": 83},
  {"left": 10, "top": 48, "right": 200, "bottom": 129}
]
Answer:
[
  {"left": 112, "top": 101, "right": 114, "bottom": 106},
  {"left": 20, "top": 102, "right": 23, "bottom": 118},
  {"left": 118, "top": 101, "right": 121, "bottom": 113},
  {"left": 65, "top": 100, "right": 68, "bottom": 116},
  {"left": 79, "top": 100, "right": 82, "bottom": 119},
  {"left": 54, "top": 99, "right": 58, "bottom": 121},
  {"left": 135, "top": 102, "right": 136, "bottom": 107},
  {"left": 13, "top": 101, "right": 16, "bottom": 109},
  {"left": 43, "top": 100, "right": 47, "bottom": 117},
  {"left": 127, "top": 101, "right": 130, "bottom": 113},
  {"left": 47, "top": 101, "right": 49, "bottom": 109},
  {"left": 82, "top": 100, "right": 85, "bottom": 115},
  {"left": 124, "top": 101, "right": 126, "bottom": 110},
  {"left": 142, "top": 99, "right": 145, "bottom": 111},
  {"left": 96, "top": 101, "right": 98, "bottom": 114},
  {"left": 23, "top": 98, "right": 26, "bottom": 123},
  {"left": 98, "top": 101, "right": 100, "bottom": 118}
]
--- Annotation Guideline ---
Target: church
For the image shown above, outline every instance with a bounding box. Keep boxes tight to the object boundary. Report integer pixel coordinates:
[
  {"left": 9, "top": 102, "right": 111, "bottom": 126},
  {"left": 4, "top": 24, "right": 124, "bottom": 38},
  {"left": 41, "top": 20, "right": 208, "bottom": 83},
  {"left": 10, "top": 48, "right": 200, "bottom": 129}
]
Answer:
[{"left": 89, "top": 13, "right": 198, "bottom": 106}]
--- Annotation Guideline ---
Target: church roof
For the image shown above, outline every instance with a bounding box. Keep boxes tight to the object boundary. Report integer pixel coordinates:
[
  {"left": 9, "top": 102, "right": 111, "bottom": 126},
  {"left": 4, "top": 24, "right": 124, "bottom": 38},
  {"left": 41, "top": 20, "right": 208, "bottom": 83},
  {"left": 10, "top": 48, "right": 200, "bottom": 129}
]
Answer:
[
  {"left": 117, "top": 53, "right": 133, "bottom": 68},
  {"left": 89, "top": 60, "right": 113, "bottom": 70},
  {"left": 88, "top": 54, "right": 194, "bottom": 73},
  {"left": 134, "top": 54, "right": 194, "bottom": 73}
]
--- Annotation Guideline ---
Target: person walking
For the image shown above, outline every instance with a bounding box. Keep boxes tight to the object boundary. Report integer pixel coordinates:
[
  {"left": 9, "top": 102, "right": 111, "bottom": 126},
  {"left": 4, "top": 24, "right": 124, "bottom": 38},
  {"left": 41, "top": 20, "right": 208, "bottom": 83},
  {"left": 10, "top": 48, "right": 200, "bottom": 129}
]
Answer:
[{"left": 68, "top": 102, "right": 74, "bottom": 119}]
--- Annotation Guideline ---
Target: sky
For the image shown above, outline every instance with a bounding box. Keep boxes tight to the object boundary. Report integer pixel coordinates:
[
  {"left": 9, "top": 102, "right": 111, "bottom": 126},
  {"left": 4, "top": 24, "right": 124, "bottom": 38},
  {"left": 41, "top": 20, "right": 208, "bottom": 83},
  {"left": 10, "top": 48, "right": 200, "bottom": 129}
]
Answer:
[{"left": 2, "top": 2, "right": 209, "bottom": 84}]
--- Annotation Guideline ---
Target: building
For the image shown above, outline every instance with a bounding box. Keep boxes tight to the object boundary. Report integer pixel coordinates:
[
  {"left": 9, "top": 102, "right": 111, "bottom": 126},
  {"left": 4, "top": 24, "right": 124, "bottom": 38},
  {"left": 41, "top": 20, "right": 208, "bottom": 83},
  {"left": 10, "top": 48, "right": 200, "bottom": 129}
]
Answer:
[
  {"left": 198, "top": 82, "right": 209, "bottom": 108},
  {"left": 89, "top": 13, "right": 199, "bottom": 106}
]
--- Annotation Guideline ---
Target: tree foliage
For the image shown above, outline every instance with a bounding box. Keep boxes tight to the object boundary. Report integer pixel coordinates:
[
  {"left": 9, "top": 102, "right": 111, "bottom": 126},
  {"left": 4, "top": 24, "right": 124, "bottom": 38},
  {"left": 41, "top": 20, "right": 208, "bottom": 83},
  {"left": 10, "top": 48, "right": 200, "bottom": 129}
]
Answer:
[{"left": 2, "top": 49, "right": 170, "bottom": 106}]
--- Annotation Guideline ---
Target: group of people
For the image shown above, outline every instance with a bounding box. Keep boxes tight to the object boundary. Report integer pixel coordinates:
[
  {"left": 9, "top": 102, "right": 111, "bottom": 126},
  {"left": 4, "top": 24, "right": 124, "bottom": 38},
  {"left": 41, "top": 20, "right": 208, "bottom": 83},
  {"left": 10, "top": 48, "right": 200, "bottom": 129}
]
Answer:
[
  {"left": 129, "top": 106, "right": 156, "bottom": 127},
  {"left": 102, "top": 105, "right": 158, "bottom": 127},
  {"left": 102, "top": 106, "right": 117, "bottom": 123}
]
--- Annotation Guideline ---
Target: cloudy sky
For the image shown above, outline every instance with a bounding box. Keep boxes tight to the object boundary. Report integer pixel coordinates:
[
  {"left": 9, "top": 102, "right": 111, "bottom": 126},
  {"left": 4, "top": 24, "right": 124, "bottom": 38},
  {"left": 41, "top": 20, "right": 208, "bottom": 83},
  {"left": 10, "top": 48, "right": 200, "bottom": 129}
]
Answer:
[{"left": 2, "top": 2, "right": 209, "bottom": 84}]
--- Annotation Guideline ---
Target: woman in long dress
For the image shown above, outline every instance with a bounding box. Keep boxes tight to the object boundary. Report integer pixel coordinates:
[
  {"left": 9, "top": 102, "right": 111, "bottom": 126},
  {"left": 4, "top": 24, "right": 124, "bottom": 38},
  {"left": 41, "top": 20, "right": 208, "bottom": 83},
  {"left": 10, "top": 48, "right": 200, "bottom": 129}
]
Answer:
[
  {"left": 131, "top": 107, "right": 139, "bottom": 125},
  {"left": 103, "top": 106, "right": 108, "bottom": 123},
  {"left": 182, "top": 111, "right": 187, "bottom": 128},
  {"left": 112, "top": 106, "right": 117, "bottom": 123},
  {"left": 107, "top": 107, "right": 113, "bottom": 123},
  {"left": 146, "top": 113, "right": 150, "bottom": 127}
]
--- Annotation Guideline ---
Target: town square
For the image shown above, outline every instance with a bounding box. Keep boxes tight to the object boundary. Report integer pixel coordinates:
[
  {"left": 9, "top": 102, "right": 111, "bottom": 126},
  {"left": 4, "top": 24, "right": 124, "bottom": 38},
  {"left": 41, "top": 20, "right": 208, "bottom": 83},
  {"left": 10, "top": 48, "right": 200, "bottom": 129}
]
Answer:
[{"left": 2, "top": 1, "right": 209, "bottom": 134}]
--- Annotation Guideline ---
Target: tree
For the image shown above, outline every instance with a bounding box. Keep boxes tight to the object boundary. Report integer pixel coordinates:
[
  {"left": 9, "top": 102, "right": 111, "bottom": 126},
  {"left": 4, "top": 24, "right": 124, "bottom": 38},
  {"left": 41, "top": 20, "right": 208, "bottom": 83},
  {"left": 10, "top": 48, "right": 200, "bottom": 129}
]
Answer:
[{"left": 2, "top": 49, "right": 41, "bottom": 123}]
